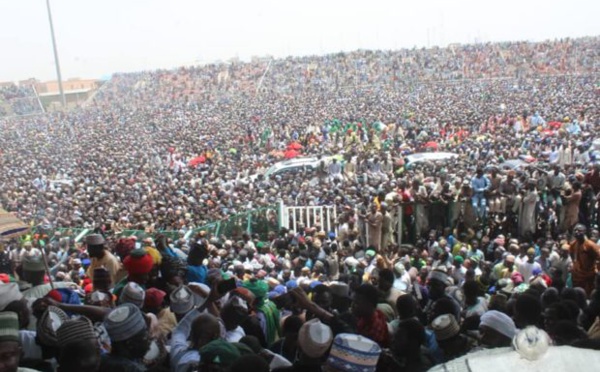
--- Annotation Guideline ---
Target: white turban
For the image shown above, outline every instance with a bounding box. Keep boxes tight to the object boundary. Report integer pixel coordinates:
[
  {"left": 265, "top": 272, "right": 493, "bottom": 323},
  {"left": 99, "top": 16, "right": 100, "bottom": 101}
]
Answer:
[{"left": 480, "top": 310, "right": 516, "bottom": 339}]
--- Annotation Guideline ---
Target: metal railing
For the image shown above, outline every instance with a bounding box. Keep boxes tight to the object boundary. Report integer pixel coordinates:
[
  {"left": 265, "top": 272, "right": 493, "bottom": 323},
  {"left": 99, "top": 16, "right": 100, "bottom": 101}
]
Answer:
[{"left": 33, "top": 206, "right": 280, "bottom": 244}]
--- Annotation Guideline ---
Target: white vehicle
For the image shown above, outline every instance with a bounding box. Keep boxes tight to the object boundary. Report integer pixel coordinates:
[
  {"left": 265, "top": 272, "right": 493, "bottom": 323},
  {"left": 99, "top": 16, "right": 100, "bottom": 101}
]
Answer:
[
  {"left": 404, "top": 152, "right": 458, "bottom": 168},
  {"left": 264, "top": 157, "right": 324, "bottom": 177},
  {"left": 238, "top": 156, "right": 328, "bottom": 185}
]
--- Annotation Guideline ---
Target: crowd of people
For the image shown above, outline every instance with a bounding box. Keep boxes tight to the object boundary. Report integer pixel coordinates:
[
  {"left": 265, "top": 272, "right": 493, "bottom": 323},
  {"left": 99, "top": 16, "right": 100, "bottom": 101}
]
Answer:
[
  {"left": 0, "top": 83, "right": 43, "bottom": 116},
  {"left": 1, "top": 36, "right": 600, "bottom": 372}
]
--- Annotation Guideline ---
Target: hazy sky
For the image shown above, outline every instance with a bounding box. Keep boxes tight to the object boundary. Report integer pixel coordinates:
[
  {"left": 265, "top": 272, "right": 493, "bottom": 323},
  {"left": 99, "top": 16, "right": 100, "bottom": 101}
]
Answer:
[{"left": 1, "top": 0, "right": 598, "bottom": 82}]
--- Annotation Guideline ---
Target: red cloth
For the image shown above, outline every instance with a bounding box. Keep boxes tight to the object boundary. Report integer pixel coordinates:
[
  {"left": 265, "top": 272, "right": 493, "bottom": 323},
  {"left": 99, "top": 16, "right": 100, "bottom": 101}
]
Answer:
[
  {"left": 548, "top": 121, "right": 562, "bottom": 129},
  {"left": 144, "top": 288, "right": 166, "bottom": 309},
  {"left": 357, "top": 309, "right": 390, "bottom": 347},
  {"left": 123, "top": 251, "right": 154, "bottom": 275},
  {"left": 283, "top": 149, "right": 300, "bottom": 159},
  {"left": 115, "top": 238, "right": 136, "bottom": 260},
  {"left": 47, "top": 289, "right": 62, "bottom": 303},
  {"left": 188, "top": 156, "right": 206, "bottom": 167},
  {"left": 399, "top": 190, "right": 413, "bottom": 216}
]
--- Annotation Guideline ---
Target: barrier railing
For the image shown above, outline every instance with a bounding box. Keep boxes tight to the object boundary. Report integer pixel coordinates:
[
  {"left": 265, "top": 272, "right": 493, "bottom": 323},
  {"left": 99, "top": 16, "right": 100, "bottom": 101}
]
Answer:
[
  {"left": 279, "top": 204, "right": 339, "bottom": 235},
  {"left": 31, "top": 206, "right": 280, "bottom": 244},
  {"left": 26, "top": 199, "right": 506, "bottom": 247}
]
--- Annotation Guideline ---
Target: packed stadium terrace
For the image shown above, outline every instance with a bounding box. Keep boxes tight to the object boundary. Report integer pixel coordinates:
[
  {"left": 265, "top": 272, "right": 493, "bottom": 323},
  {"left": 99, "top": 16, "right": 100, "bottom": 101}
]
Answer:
[
  {"left": 0, "top": 36, "right": 599, "bottom": 232},
  {"left": 1, "top": 36, "right": 600, "bottom": 372},
  {"left": 91, "top": 36, "right": 599, "bottom": 105},
  {"left": 0, "top": 83, "right": 43, "bottom": 117}
]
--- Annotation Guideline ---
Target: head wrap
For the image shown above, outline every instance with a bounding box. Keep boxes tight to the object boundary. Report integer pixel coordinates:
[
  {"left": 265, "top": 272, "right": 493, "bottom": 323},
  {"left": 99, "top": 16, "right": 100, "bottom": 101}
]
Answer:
[
  {"left": 89, "top": 290, "right": 110, "bottom": 304},
  {"left": 57, "top": 317, "right": 97, "bottom": 348},
  {"left": 119, "top": 282, "right": 146, "bottom": 308},
  {"left": 85, "top": 234, "right": 105, "bottom": 246},
  {"left": 0, "top": 312, "right": 19, "bottom": 343},
  {"left": 144, "top": 288, "right": 166, "bottom": 309},
  {"left": 329, "top": 282, "right": 350, "bottom": 299},
  {"left": 480, "top": 310, "right": 516, "bottom": 339},
  {"left": 22, "top": 248, "right": 46, "bottom": 272},
  {"left": 298, "top": 318, "right": 333, "bottom": 358},
  {"left": 431, "top": 314, "right": 460, "bottom": 341},
  {"left": 199, "top": 339, "right": 242, "bottom": 367},
  {"left": 327, "top": 333, "right": 381, "bottom": 372},
  {"left": 114, "top": 238, "right": 135, "bottom": 259},
  {"left": 428, "top": 269, "right": 449, "bottom": 284},
  {"left": 242, "top": 280, "right": 268, "bottom": 299},
  {"left": 104, "top": 303, "right": 147, "bottom": 342},
  {"left": 160, "top": 254, "right": 188, "bottom": 279},
  {"left": 123, "top": 249, "right": 154, "bottom": 275},
  {"left": 169, "top": 285, "right": 195, "bottom": 315},
  {"left": 36, "top": 306, "right": 69, "bottom": 346},
  {"left": 510, "top": 271, "right": 524, "bottom": 286}
]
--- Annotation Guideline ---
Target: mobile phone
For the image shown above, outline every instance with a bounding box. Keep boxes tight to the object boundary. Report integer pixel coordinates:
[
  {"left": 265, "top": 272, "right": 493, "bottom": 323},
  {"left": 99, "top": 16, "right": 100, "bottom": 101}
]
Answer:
[{"left": 217, "top": 278, "right": 237, "bottom": 294}]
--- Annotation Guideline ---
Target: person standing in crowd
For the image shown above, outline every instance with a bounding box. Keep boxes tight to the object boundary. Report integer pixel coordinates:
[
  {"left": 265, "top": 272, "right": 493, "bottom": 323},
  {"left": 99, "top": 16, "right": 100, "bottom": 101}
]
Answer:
[
  {"left": 562, "top": 181, "right": 582, "bottom": 232},
  {"left": 570, "top": 224, "right": 600, "bottom": 295},
  {"left": 366, "top": 204, "right": 383, "bottom": 252},
  {"left": 352, "top": 284, "right": 390, "bottom": 347},
  {"left": 519, "top": 181, "right": 538, "bottom": 237},
  {"left": 380, "top": 203, "right": 393, "bottom": 254},
  {"left": 85, "top": 234, "right": 121, "bottom": 285},
  {"left": 56, "top": 317, "right": 101, "bottom": 372},
  {"left": 470, "top": 168, "right": 490, "bottom": 223}
]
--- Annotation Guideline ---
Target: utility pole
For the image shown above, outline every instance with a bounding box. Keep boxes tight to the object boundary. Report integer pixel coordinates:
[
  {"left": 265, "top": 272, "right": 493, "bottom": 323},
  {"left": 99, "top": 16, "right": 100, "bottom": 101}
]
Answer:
[{"left": 46, "top": 0, "right": 66, "bottom": 108}]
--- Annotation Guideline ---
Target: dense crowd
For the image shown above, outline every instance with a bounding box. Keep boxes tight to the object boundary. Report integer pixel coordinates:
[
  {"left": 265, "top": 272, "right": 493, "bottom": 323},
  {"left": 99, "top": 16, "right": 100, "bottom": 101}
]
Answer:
[
  {"left": 1, "top": 36, "right": 600, "bottom": 372},
  {"left": 0, "top": 83, "right": 43, "bottom": 117}
]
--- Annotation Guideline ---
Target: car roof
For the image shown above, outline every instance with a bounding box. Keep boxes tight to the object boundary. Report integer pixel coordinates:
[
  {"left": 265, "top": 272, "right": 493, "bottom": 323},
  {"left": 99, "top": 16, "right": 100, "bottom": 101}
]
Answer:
[
  {"left": 405, "top": 152, "right": 458, "bottom": 163},
  {"left": 499, "top": 159, "right": 528, "bottom": 168},
  {"left": 265, "top": 157, "right": 321, "bottom": 174}
]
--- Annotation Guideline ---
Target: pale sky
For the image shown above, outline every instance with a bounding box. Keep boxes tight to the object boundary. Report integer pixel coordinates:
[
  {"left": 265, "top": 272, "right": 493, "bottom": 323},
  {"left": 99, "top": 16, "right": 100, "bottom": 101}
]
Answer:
[{"left": 0, "top": 0, "right": 598, "bottom": 82}]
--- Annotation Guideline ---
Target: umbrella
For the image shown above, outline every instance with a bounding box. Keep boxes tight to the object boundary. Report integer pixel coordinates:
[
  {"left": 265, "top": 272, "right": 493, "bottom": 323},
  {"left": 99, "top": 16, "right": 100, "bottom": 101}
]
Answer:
[
  {"left": 548, "top": 121, "right": 562, "bottom": 130},
  {"left": 424, "top": 141, "right": 439, "bottom": 150},
  {"left": 284, "top": 149, "right": 300, "bottom": 159},
  {"left": 0, "top": 208, "right": 29, "bottom": 240},
  {"left": 188, "top": 156, "right": 206, "bottom": 167},
  {"left": 287, "top": 142, "right": 303, "bottom": 150}
]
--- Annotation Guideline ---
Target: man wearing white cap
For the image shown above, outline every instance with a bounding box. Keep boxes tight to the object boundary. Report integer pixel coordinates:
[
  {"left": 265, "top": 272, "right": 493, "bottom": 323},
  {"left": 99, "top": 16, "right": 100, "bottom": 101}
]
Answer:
[{"left": 479, "top": 310, "right": 517, "bottom": 348}]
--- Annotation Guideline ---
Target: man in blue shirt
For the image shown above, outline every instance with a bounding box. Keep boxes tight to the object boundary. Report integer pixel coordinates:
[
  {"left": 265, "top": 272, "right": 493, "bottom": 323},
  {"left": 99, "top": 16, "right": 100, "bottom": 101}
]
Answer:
[
  {"left": 531, "top": 111, "right": 546, "bottom": 128},
  {"left": 471, "top": 168, "right": 490, "bottom": 222}
]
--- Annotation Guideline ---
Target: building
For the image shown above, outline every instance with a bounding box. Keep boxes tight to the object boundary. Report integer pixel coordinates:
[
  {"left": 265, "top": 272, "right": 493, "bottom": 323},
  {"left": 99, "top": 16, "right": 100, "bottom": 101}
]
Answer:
[{"left": 35, "top": 78, "right": 101, "bottom": 110}]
